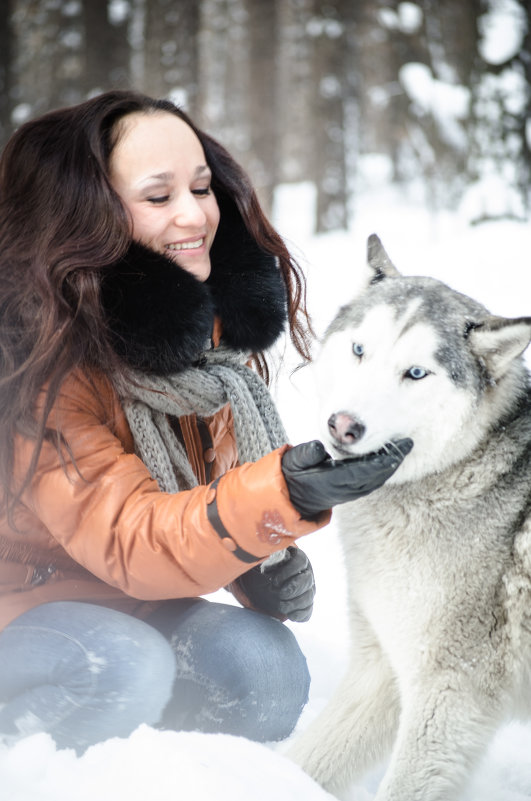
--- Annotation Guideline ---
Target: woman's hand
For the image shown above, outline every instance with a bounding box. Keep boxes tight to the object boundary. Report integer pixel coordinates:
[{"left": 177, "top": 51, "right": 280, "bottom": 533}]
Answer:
[
  {"left": 235, "top": 547, "right": 315, "bottom": 622},
  {"left": 281, "top": 438, "right": 413, "bottom": 519}
]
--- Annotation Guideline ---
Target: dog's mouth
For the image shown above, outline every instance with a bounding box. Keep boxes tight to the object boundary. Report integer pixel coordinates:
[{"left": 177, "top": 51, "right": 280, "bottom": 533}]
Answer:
[
  {"left": 326, "top": 412, "right": 411, "bottom": 462},
  {"left": 330, "top": 442, "right": 357, "bottom": 459},
  {"left": 330, "top": 441, "right": 406, "bottom": 461}
]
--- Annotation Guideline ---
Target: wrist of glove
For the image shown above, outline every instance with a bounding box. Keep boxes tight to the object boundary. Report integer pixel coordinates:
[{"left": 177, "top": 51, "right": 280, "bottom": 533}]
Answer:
[
  {"left": 235, "top": 546, "right": 315, "bottom": 622},
  {"left": 281, "top": 438, "right": 413, "bottom": 519}
]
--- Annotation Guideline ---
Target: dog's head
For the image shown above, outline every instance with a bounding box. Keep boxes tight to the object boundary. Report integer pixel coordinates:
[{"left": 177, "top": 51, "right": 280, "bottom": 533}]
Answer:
[{"left": 313, "top": 235, "right": 531, "bottom": 483}]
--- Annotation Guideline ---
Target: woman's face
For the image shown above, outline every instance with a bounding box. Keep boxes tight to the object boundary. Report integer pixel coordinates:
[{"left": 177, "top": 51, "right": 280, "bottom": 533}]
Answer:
[{"left": 109, "top": 111, "right": 220, "bottom": 282}]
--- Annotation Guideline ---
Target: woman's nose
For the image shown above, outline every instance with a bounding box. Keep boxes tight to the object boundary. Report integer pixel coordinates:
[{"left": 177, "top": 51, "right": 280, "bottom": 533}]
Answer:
[{"left": 172, "top": 193, "right": 206, "bottom": 227}]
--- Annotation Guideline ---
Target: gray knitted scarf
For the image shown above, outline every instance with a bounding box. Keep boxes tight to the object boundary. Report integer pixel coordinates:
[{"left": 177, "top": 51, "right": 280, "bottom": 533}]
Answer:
[{"left": 116, "top": 346, "right": 288, "bottom": 494}]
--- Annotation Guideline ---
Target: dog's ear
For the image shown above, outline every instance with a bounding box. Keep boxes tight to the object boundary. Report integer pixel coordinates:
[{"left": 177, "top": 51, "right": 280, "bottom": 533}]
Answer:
[
  {"left": 468, "top": 315, "right": 531, "bottom": 381},
  {"left": 367, "top": 234, "right": 401, "bottom": 284}
]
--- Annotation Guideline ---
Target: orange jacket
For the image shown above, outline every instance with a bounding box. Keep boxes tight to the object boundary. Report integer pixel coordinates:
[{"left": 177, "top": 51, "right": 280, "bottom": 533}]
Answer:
[{"left": 0, "top": 369, "right": 330, "bottom": 631}]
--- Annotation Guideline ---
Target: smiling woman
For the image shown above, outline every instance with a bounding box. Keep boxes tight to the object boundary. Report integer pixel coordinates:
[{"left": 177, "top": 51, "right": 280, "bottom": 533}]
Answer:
[
  {"left": 0, "top": 89, "right": 409, "bottom": 755},
  {"left": 109, "top": 112, "right": 220, "bottom": 281}
]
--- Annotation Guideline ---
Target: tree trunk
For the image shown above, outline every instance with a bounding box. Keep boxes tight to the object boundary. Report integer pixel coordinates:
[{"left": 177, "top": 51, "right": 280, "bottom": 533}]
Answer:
[
  {"left": 143, "top": 0, "right": 200, "bottom": 114},
  {"left": 82, "top": 0, "right": 130, "bottom": 96},
  {"left": 311, "top": 1, "right": 349, "bottom": 232},
  {"left": 0, "top": 0, "right": 13, "bottom": 147}
]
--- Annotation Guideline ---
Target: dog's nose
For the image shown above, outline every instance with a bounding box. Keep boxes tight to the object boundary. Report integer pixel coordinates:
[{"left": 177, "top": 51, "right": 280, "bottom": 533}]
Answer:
[{"left": 328, "top": 412, "right": 366, "bottom": 444}]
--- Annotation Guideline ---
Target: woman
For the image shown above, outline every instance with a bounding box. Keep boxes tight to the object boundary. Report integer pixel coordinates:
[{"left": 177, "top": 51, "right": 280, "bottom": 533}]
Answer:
[{"left": 0, "top": 90, "right": 410, "bottom": 752}]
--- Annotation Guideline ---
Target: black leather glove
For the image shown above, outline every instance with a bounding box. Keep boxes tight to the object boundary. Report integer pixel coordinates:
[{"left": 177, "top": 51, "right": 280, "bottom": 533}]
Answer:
[
  {"left": 236, "top": 546, "right": 315, "bottom": 622},
  {"left": 282, "top": 438, "right": 413, "bottom": 519}
]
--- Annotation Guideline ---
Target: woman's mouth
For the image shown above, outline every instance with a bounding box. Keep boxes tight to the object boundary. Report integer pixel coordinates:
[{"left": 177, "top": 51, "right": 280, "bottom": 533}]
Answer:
[{"left": 165, "top": 237, "right": 205, "bottom": 253}]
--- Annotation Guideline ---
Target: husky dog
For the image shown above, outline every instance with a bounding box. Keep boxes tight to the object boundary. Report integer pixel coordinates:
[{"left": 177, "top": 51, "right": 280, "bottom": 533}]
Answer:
[{"left": 289, "top": 235, "right": 531, "bottom": 801}]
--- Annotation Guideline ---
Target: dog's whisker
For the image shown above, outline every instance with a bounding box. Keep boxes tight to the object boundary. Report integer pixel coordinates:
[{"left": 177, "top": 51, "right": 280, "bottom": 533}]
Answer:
[{"left": 382, "top": 441, "right": 398, "bottom": 459}]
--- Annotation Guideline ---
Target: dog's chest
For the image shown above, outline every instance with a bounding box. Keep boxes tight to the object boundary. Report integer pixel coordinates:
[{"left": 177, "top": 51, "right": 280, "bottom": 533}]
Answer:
[
  {"left": 334, "top": 481, "right": 512, "bottom": 652},
  {"left": 336, "top": 500, "right": 440, "bottom": 636}
]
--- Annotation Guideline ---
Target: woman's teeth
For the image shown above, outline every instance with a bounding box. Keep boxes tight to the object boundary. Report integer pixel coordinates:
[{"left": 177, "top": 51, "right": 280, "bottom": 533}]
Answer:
[{"left": 166, "top": 238, "right": 204, "bottom": 252}]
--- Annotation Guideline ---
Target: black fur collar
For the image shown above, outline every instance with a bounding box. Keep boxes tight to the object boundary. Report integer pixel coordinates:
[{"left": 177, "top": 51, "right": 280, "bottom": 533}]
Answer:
[{"left": 101, "top": 199, "right": 288, "bottom": 375}]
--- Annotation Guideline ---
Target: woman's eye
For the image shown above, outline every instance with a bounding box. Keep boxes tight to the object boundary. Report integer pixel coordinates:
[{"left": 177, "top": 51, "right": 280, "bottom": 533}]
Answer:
[
  {"left": 147, "top": 195, "right": 170, "bottom": 205},
  {"left": 404, "top": 366, "right": 429, "bottom": 380},
  {"left": 192, "top": 186, "right": 211, "bottom": 197},
  {"left": 352, "top": 343, "right": 364, "bottom": 358}
]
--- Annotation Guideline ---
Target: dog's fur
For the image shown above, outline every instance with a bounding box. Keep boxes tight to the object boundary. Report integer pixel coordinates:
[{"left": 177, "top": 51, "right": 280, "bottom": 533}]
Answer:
[{"left": 289, "top": 235, "right": 531, "bottom": 801}]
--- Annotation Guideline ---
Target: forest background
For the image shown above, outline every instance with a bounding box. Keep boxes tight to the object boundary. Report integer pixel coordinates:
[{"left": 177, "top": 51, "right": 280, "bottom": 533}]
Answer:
[{"left": 0, "top": 0, "right": 530, "bottom": 235}]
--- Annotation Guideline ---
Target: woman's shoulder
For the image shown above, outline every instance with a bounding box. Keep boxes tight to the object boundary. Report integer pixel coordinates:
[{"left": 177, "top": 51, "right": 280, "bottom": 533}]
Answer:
[
  {"left": 53, "top": 367, "right": 122, "bottom": 424},
  {"left": 41, "top": 367, "right": 134, "bottom": 451}
]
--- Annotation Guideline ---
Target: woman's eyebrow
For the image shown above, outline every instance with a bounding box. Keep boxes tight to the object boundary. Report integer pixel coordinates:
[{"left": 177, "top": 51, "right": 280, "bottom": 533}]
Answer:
[
  {"left": 139, "top": 171, "right": 173, "bottom": 185},
  {"left": 138, "top": 166, "right": 211, "bottom": 186},
  {"left": 194, "top": 165, "right": 211, "bottom": 177}
]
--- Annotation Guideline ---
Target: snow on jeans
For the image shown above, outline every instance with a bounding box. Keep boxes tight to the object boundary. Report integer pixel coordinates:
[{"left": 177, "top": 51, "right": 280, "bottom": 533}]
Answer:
[{"left": 0, "top": 598, "right": 310, "bottom": 753}]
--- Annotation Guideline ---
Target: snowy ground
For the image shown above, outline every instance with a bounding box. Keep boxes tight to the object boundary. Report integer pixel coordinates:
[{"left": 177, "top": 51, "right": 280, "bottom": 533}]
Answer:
[{"left": 1, "top": 185, "right": 531, "bottom": 800}]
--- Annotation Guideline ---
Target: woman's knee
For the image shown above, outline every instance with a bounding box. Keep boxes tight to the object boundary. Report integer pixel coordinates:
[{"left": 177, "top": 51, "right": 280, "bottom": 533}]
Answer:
[
  {"left": 229, "top": 610, "right": 310, "bottom": 728},
  {"left": 0, "top": 602, "right": 177, "bottom": 748},
  {"left": 154, "top": 600, "right": 310, "bottom": 741},
  {"left": 1, "top": 601, "right": 175, "bottom": 693},
  {"left": 214, "top": 607, "right": 310, "bottom": 695},
  {"left": 217, "top": 608, "right": 310, "bottom": 739}
]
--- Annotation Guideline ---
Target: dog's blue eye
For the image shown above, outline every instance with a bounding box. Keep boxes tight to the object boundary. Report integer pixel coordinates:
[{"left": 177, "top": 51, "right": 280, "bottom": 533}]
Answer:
[
  {"left": 405, "top": 366, "right": 428, "bottom": 380},
  {"left": 352, "top": 343, "right": 364, "bottom": 358}
]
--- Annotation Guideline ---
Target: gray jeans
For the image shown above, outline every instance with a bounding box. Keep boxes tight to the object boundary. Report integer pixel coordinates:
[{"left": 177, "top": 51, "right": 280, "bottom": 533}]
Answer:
[{"left": 0, "top": 598, "right": 310, "bottom": 753}]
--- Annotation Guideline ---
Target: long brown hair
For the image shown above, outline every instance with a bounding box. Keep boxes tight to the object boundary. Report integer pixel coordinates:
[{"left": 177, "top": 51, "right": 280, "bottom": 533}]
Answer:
[{"left": 0, "top": 90, "right": 313, "bottom": 512}]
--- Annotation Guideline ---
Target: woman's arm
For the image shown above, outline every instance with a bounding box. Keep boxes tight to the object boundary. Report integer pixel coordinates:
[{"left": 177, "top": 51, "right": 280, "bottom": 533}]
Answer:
[{"left": 16, "top": 372, "right": 329, "bottom": 601}]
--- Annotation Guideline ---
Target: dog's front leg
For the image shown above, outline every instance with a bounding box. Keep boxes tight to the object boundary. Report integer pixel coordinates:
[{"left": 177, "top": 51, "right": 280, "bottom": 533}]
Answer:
[
  {"left": 373, "top": 674, "right": 502, "bottom": 801},
  {"left": 288, "top": 639, "right": 400, "bottom": 795}
]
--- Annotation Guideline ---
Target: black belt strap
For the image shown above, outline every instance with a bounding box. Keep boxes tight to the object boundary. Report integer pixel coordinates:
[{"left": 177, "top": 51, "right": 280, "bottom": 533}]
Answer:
[{"left": 206, "top": 477, "right": 262, "bottom": 564}]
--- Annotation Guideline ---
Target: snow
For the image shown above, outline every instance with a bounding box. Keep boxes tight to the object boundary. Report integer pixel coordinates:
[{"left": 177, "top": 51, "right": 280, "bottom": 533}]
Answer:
[
  {"left": 378, "top": 2, "right": 423, "bottom": 34},
  {"left": 478, "top": 0, "right": 527, "bottom": 66},
  {"left": 108, "top": 0, "right": 130, "bottom": 26},
  {"left": 1, "top": 181, "right": 530, "bottom": 801},
  {"left": 0, "top": 726, "right": 337, "bottom": 801},
  {"left": 399, "top": 62, "right": 469, "bottom": 148}
]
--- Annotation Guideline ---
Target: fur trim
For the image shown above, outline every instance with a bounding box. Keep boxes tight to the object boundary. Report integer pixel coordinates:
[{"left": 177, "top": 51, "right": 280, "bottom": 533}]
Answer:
[
  {"left": 207, "top": 193, "right": 288, "bottom": 352},
  {"left": 101, "top": 197, "right": 287, "bottom": 375},
  {"left": 101, "top": 242, "right": 214, "bottom": 374}
]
